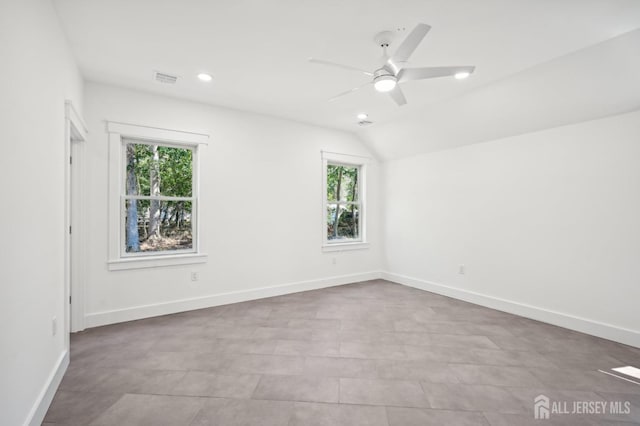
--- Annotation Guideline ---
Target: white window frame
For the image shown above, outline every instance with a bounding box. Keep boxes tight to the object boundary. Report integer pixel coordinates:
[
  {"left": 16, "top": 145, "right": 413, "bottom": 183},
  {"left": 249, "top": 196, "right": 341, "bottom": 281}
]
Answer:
[
  {"left": 321, "top": 151, "right": 370, "bottom": 252},
  {"left": 107, "top": 121, "right": 209, "bottom": 270}
]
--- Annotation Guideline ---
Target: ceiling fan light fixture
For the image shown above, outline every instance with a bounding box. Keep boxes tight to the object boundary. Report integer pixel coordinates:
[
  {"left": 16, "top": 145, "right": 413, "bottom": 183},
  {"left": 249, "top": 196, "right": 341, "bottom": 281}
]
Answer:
[
  {"left": 357, "top": 113, "right": 368, "bottom": 120},
  {"left": 454, "top": 71, "right": 471, "bottom": 80},
  {"left": 374, "top": 75, "right": 397, "bottom": 92}
]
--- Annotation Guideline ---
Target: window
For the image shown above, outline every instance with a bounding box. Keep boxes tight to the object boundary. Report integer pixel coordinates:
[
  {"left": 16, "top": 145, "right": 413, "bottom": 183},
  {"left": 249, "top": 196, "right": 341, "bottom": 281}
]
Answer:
[
  {"left": 122, "top": 139, "right": 195, "bottom": 255},
  {"left": 321, "top": 151, "right": 369, "bottom": 251},
  {"left": 107, "top": 122, "right": 208, "bottom": 270}
]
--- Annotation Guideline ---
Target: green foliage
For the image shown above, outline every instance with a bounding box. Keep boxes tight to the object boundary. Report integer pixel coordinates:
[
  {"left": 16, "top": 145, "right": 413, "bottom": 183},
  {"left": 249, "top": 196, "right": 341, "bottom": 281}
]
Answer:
[
  {"left": 327, "top": 164, "right": 358, "bottom": 202},
  {"left": 127, "top": 143, "right": 192, "bottom": 196},
  {"left": 124, "top": 142, "right": 194, "bottom": 250},
  {"left": 326, "top": 164, "right": 360, "bottom": 240}
]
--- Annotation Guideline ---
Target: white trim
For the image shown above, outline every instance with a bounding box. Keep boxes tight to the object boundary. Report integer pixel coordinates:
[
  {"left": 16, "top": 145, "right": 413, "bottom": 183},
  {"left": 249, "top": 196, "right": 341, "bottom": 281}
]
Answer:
[
  {"left": 64, "top": 100, "right": 87, "bottom": 335},
  {"left": 321, "top": 150, "right": 372, "bottom": 164},
  {"left": 85, "top": 271, "right": 382, "bottom": 328},
  {"left": 382, "top": 271, "right": 640, "bottom": 349},
  {"left": 70, "top": 139, "right": 87, "bottom": 332},
  {"left": 25, "top": 350, "right": 69, "bottom": 426},
  {"left": 108, "top": 253, "right": 208, "bottom": 271},
  {"left": 108, "top": 123, "right": 206, "bottom": 268},
  {"left": 321, "top": 152, "right": 368, "bottom": 249},
  {"left": 322, "top": 242, "right": 370, "bottom": 252},
  {"left": 65, "top": 100, "right": 88, "bottom": 139},
  {"left": 107, "top": 121, "right": 209, "bottom": 145}
]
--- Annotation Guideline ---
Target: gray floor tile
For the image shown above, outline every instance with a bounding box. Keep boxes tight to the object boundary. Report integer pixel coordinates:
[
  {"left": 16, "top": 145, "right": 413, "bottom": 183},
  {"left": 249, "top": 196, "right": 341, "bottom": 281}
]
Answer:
[
  {"left": 376, "top": 359, "right": 459, "bottom": 383},
  {"left": 290, "top": 402, "right": 388, "bottom": 426},
  {"left": 421, "top": 382, "right": 528, "bottom": 413},
  {"left": 339, "top": 341, "right": 407, "bottom": 360},
  {"left": 386, "top": 406, "right": 489, "bottom": 426},
  {"left": 212, "top": 337, "right": 278, "bottom": 355},
  {"left": 89, "top": 394, "right": 204, "bottom": 426},
  {"left": 483, "top": 411, "right": 633, "bottom": 426},
  {"left": 130, "top": 351, "right": 231, "bottom": 371},
  {"left": 227, "top": 353, "right": 305, "bottom": 375},
  {"left": 190, "top": 398, "right": 294, "bottom": 426},
  {"left": 541, "top": 350, "right": 627, "bottom": 371},
  {"left": 252, "top": 375, "right": 339, "bottom": 403},
  {"left": 170, "top": 371, "right": 260, "bottom": 398},
  {"left": 429, "top": 334, "right": 500, "bottom": 349},
  {"left": 303, "top": 356, "right": 379, "bottom": 378},
  {"left": 43, "top": 391, "right": 122, "bottom": 425},
  {"left": 287, "top": 318, "right": 341, "bottom": 330},
  {"left": 403, "top": 344, "right": 479, "bottom": 363},
  {"left": 274, "top": 339, "right": 340, "bottom": 356},
  {"left": 253, "top": 326, "right": 314, "bottom": 340},
  {"left": 340, "top": 378, "right": 430, "bottom": 408},
  {"left": 450, "top": 364, "right": 545, "bottom": 387},
  {"left": 470, "top": 348, "right": 558, "bottom": 369},
  {"left": 46, "top": 281, "right": 640, "bottom": 425},
  {"left": 530, "top": 368, "right": 640, "bottom": 394}
]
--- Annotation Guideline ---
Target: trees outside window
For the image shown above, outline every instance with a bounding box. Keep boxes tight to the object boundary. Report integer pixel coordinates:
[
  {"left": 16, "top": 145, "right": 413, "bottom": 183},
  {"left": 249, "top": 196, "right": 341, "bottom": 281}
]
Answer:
[
  {"left": 326, "top": 163, "right": 360, "bottom": 241},
  {"left": 123, "top": 139, "right": 195, "bottom": 255},
  {"left": 321, "top": 151, "right": 368, "bottom": 250}
]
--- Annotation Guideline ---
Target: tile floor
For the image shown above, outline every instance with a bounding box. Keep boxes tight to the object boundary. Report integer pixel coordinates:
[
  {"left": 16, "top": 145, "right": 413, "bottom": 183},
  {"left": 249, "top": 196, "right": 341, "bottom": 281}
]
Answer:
[{"left": 44, "top": 280, "right": 640, "bottom": 425}]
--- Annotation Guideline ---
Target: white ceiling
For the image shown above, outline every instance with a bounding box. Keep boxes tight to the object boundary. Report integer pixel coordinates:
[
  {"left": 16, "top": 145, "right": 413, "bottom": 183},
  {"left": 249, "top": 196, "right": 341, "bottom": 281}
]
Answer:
[{"left": 54, "top": 0, "right": 640, "bottom": 155}]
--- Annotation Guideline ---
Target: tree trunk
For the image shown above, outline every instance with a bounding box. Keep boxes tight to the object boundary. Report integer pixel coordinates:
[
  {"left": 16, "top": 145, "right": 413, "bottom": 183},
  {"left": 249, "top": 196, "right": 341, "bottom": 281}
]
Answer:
[
  {"left": 148, "top": 145, "right": 161, "bottom": 240},
  {"left": 333, "top": 167, "right": 343, "bottom": 238},
  {"left": 125, "top": 144, "right": 140, "bottom": 252},
  {"left": 351, "top": 171, "right": 358, "bottom": 237}
]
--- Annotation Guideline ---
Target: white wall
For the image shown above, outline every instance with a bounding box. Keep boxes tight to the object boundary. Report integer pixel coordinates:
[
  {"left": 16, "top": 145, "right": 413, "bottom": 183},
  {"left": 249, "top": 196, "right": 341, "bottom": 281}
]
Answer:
[
  {"left": 0, "top": 0, "right": 83, "bottom": 425},
  {"left": 80, "top": 83, "right": 382, "bottom": 327},
  {"left": 383, "top": 110, "right": 640, "bottom": 347}
]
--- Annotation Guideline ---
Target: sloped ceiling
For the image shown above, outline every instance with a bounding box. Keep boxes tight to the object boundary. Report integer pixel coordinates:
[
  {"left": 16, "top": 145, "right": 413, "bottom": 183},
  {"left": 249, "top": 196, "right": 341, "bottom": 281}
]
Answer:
[
  {"left": 53, "top": 0, "right": 640, "bottom": 158},
  {"left": 360, "top": 29, "right": 640, "bottom": 159}
]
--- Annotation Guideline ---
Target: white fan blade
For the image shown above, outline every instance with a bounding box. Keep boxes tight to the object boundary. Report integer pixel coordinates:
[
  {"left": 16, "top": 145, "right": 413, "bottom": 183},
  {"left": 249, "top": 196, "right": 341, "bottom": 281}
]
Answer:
[
  {"left": 309, "top": 58, "right": 374, "bottom": 76},
  {"left": 388, "top": 23, "right": 431, "bottom": 70},
  {"left": 388, "top": 86, "right": 407, "bottom": 106},
  {"left": 398, "top": 66, "right": 475, "bottom": 83},
  {"left": 328, "top": 82, "right": 372, "bottom": 102}
]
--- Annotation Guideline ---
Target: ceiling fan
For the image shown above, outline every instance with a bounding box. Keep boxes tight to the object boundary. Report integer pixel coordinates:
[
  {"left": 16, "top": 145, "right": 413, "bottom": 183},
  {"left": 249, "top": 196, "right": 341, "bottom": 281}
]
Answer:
[{"left": 309, "top": 23, "right": 475, "bottom": 106}]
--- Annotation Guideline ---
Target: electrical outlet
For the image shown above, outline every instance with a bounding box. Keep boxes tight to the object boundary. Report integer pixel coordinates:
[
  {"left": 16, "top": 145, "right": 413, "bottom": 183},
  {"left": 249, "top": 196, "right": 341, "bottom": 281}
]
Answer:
[
  {"left": 332, "top": 257, "right": 337, "bottom": 265},
  {"left": 52, "top": 317, "right": 57, "bottom": 336},
  {"left": 458, "top": 264, "right": 465, "bottom": 275},
  {"left": 191, "top": 272, "right": 199, "bottom": 282}
]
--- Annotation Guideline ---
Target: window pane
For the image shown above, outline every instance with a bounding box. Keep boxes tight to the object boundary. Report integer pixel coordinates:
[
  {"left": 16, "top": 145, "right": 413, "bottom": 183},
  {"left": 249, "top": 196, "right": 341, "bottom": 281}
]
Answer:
[
  {"left": 327, "top": 203, "right": 360, "bottom": 241},
  {"left": 327, "top": 164, "right": 358, "bottom": 202},
  {"left": 124, "top": 143, "right": 150, "bottom": 196},
  {"left": 124, "top": 142, "right": 192, "bottom": 197},
  {"left": 125, "top": 199, "right": 193, "bottom": 253},
  {"left": 158, "top": 145, "right": 193, "bottom": 197}
]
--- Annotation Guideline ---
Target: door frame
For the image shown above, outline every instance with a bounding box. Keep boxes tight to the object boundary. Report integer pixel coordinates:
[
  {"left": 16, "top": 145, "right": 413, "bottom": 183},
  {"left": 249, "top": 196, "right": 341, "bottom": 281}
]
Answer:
[{"left": 64, "top": 100, "right": 88, "bottom": 345}]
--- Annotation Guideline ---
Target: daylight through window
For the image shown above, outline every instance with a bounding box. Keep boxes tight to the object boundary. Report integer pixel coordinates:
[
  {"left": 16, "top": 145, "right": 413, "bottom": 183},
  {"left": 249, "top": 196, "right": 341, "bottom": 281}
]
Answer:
[
  {"left": 122, "top": 139, "right": 195, "bottom": 255},
  {"left": 326, "top": 163, "right": 361, "bottom": 242}
]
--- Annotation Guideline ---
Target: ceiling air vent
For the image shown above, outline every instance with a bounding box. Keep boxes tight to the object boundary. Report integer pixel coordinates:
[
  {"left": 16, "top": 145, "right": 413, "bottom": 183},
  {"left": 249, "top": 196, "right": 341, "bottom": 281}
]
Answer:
[
  {"left": 357, "top": 120, "right": 373, "bottom": 127},
  {"left": 154, "top": 71, "right": 178, "bottom": 84}
]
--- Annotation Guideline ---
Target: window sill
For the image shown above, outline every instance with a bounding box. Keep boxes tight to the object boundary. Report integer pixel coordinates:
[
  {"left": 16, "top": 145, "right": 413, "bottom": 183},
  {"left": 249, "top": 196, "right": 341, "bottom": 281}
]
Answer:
[
  {"left": 322, "top": 242, "right": 369, "bottom": 252},
  {"left": 108, "top": 253, "right": 208, "bottom": 271}
]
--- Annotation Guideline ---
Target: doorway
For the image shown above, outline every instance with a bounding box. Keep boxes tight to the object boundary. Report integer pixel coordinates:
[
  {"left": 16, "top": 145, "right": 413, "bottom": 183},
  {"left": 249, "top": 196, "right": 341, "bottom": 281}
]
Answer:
[{"left": 64, "top": 100, "right": 87, "bottom": 349}]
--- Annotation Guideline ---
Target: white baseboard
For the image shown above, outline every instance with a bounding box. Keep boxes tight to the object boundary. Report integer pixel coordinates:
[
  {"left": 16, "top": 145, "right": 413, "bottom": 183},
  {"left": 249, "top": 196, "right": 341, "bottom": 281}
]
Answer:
[
  {"left": 25, "top": 350, "right": 69, "bottom": 426},
  {"left": 85, "top": 271, "right": 382, "bottom": 328},
  {"left": 383, "top": 271, "right": 640, "bottom": 349}
]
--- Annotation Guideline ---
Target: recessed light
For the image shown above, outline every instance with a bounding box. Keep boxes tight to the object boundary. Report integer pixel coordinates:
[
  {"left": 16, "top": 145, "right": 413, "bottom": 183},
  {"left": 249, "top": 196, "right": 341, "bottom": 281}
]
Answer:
[
  {"left": 197, "top": 73, "right": 212, "bottom": 82},
  {"left": 454, "top": 71, "right": 471, "bottom": 80},
  {"left": 357, "top": 113, "right": 368, "bottom": 120}
]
